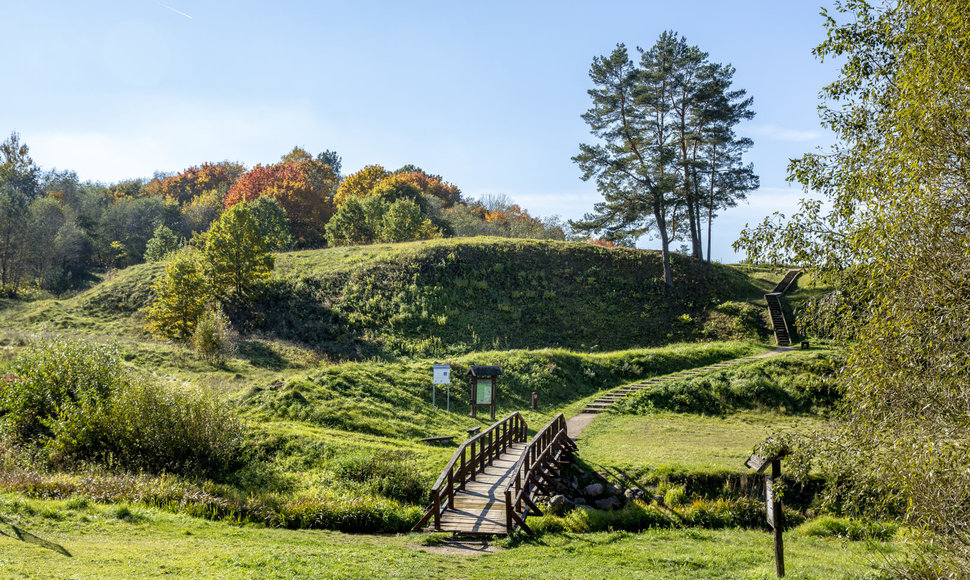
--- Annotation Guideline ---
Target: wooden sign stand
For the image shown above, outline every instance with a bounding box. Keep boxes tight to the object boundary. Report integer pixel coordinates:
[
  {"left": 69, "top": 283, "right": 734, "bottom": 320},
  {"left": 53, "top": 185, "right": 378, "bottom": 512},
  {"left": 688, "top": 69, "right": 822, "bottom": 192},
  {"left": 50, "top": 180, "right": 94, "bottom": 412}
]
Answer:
[
  {"left": 746, "top": 450, "right": 788, "bottom": 578},
  {"left": 466, "top": 366, "right": 502, "bottom": 420}
]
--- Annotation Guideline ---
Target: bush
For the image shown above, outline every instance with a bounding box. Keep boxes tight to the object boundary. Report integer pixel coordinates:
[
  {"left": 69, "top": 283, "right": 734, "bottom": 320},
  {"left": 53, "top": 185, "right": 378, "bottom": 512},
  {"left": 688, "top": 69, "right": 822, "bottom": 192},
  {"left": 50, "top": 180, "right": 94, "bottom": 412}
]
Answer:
[
  {"left": 192, "top": 307, "right": 238, "bottom": 364},
  {"left": 0, "top": 340, "right": 244, "bottom": 477},
  {"left": 796, "top": 516, "right": 897, "bottom": 541},
  {"left": 334, "top": 450, "right": 428, "bottom": 504}
]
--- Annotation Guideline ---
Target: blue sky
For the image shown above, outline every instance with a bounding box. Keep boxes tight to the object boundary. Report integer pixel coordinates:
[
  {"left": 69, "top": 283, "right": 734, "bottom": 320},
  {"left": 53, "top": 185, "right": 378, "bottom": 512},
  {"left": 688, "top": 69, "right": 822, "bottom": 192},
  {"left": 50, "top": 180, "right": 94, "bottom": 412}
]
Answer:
[{"left": 3, "top": 1, "right": 839, "bottom": 261}]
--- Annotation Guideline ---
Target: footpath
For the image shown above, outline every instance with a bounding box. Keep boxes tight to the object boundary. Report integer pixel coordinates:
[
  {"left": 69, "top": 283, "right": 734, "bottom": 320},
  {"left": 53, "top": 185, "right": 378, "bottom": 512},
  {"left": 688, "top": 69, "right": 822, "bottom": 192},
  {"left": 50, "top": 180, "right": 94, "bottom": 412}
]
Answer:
[{"left": 565, "top": 347, "right": 795, "bottom": 438}]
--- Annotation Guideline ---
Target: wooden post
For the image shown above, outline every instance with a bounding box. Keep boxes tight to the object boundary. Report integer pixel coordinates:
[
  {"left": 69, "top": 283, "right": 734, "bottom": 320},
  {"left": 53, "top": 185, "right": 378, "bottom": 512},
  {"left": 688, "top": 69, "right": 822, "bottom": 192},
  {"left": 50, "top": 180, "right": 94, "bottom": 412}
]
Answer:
[
  {"left": 490, "top": 377, "right": 496, "bottom": 420},
  {"left": 770, "top": 459, "right": 785, "bottom": 577}
]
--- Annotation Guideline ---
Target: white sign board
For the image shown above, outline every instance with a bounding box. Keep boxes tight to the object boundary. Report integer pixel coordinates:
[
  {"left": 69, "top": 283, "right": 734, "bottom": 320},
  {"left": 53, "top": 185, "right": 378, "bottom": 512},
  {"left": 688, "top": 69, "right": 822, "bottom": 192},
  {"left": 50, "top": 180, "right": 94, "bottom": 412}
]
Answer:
[
  {"left": 433, "top": 364, "right": 451, "bottom": 385},
  {"left": 765, "top": 477, "right": 775, "bottom": 525}
]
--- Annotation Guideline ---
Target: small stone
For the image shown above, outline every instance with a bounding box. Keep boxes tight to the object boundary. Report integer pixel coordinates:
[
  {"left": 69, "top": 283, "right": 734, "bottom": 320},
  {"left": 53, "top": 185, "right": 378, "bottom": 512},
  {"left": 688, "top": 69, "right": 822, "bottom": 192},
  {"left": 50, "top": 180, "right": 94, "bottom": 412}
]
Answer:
[
  {"left": 573, "top": 497, "right": 587, "bottom": 506},
  {"left": 624, "top": 487, "right": 646, "bottom": 501},
  {"left": 583, "top": 483, "right": 604, "bottom": 498},
  {"left": 605, "top": 484, "right": 622, "bottom": 496}
]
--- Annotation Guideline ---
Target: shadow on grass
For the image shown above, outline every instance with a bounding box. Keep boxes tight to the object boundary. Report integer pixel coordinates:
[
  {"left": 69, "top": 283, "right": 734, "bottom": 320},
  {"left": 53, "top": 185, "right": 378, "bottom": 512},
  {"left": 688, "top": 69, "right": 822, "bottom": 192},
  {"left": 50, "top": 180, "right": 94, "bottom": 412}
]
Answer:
[{"left": 237, "top": 340, "right": 288, "bottom": 370}]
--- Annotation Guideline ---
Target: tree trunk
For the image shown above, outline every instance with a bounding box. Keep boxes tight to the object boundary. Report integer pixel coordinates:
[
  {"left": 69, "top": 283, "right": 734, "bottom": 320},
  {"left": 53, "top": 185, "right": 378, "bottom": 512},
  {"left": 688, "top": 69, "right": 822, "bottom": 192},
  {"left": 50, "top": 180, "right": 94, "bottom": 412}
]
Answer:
[{"left": 654, "top": 203, "right": 674, "bottom": 288}]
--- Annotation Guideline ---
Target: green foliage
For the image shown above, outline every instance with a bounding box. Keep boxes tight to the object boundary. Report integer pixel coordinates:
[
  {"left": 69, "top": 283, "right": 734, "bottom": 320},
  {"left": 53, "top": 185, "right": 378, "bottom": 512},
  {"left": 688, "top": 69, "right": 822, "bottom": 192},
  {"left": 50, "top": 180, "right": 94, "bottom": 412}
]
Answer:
[
  {"left": 325, "top": 196, "right": 373, "bottom": 245},
  {"left": 244, "top": 342, "right": 761, "bottom": 440},
  {"left": 733, "top": 2, "right": 970, "bottom": 574},
  {"left": 333, "top": 450, "right": 427, "bottom": 504},
  {"left": 143, "top": 224, "right": 182, "bottom": 262},
  {"left": 615, "top": 350, "right": 840, "bottom": 416},
  {"left": 0, "top": 340, "right": 243, "bottom": 476},
  {"left": 144, "top": 248, "right": 211, "bottom": 341},
  {"left": 247, "top": 196, "right": 295, "bottom": 252},
  {"left": 796, "top": 516, "right": 897, "bottom": 542},
  {"left": 202, "top": 202, "right": 273, "bottom": 305},
  {"left": 191, "top": 307, "right": 237, "bottom": 364},
  {"left": 380, "top": 198, "right": 436, "bottom": 243}
]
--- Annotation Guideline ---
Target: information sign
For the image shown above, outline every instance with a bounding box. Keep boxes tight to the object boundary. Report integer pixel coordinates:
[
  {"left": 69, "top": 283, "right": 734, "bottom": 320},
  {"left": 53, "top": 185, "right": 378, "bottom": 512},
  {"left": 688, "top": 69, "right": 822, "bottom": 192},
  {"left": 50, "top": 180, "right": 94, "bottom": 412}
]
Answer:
[
  {"left": 433, "top": 364, "right": 451, "bottom": 384},
  {"left": 476, "top": 379, "right": 492, "bottom": 404},
  {"left": 765, "top": 477, "right": 774, "bottom": 525}
]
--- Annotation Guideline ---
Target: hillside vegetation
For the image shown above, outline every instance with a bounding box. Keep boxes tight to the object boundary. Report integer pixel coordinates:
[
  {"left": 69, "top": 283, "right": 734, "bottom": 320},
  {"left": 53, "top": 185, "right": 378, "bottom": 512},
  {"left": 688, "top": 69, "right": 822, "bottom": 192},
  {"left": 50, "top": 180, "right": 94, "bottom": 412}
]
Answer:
[{"left": 1, "top": 238, "right": 780, "bottom": 359}]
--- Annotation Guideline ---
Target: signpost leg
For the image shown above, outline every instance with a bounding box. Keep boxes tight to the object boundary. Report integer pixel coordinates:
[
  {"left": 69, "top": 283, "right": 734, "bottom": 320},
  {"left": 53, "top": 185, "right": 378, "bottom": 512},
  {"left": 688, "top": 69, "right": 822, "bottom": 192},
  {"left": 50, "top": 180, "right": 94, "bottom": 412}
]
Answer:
[
  {"left": 447, "top": 385, "right": 450, "bottom": 412},
  {"left": 771, "top": 460, "right": 785, "bottom": 578}
]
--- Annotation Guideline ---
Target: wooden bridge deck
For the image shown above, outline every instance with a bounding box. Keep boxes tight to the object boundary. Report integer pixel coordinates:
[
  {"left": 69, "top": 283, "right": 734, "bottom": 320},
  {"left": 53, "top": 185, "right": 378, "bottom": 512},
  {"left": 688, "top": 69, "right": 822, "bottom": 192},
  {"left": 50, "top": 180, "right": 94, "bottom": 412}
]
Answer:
[{"left": 436, "top": 442, "right": 528, "bottom": 534}]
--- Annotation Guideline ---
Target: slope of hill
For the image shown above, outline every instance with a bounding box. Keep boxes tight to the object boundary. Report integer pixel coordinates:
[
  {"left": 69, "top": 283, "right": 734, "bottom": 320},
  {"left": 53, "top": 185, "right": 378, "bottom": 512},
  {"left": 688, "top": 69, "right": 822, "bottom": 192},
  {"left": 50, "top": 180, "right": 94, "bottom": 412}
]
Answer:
[{"left": 15, "top": 237, "right": 772, "bottom": 358}]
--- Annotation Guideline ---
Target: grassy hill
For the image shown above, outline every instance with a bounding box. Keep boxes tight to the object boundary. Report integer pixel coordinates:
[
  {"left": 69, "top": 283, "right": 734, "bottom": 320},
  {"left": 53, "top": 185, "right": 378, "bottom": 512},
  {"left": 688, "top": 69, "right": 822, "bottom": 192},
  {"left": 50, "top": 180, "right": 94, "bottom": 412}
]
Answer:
[{"left": 1, "top": 237, "right": 782, "bottom": 360}]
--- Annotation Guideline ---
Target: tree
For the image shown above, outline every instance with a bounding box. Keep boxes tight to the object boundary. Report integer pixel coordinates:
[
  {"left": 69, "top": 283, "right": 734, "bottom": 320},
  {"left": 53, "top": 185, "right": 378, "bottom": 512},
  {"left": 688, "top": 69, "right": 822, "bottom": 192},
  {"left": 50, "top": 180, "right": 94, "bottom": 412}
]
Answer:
[
  {"left": 144, "top": 248, "right": 211, "bottom": 341},
  {"left": 0, "top": 133, "right": 39, "bottom": 294},
  {"left": 735, "top": 2, "right": 970, "bottom": 574},
  {"left": 572, "top": 34, "right": 756, "bottom": 283},
  {"left": 247, "top": 196, "right": 294, "bottom": 252},
  {"left": 333, "top": 165, "right": 390, "bottom": 207},
  {"left": 380, "top": 198, "right": 436, "bottom": 243},
  {"left": 143, "top": 224, "right": 182, "bottom": 262},
  {"left": 0, "top": 132, "right": 39, "bottom": 197},
  {"left": 224, "top": 159, "right": 336, "bottom": 247},
  {"left": 142, "top": 161, "right": 245, "bottom": 205},
  {"left": 325, "top": 196, "right": 377, "bottom": 246},
  {"left": 202, "top": 202, "right": 273, "bottom": 306},
  {"left": 572, "top": 42, "right": 677, "bottom": 287}
]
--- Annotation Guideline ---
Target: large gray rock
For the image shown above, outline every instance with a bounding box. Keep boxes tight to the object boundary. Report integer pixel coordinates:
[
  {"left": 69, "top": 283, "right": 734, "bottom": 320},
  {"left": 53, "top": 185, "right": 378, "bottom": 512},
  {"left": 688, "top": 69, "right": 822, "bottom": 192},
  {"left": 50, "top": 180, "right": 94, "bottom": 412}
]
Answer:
[
  {"left": 583, "top": 483, "right": 604, "bottom": 498},
  {"left": 547, "top": 494, "right": 572, "bottom": 515},
  {"left": 605, "top": 484, "right": 622, "bottom": 496},
  {"left": 594, "top": 496, "right": 623, "bottom": 510}
]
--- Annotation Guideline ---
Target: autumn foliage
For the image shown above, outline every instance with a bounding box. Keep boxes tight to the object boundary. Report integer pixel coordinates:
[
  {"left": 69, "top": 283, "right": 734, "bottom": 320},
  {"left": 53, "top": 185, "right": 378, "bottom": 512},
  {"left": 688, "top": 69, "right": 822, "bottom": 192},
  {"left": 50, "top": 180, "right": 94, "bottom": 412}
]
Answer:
[
  {"left": 224, "top": 159, "right": 337, "bottom": 246},
  {"left": 143, "top": 162, "right": 246, "bottom": 204},
  {"left": 334, "top": 165, "right": 462, "bottom": 208}
]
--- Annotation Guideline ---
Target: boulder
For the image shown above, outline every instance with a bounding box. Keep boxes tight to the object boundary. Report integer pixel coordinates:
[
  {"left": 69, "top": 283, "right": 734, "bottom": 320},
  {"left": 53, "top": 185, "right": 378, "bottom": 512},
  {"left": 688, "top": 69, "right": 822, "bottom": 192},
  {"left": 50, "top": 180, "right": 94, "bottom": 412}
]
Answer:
[
  {"left": 605, "top": 484, "right": 622, "bottom": 496},
  {"left": 547, "top": 494, "right": 572, "bottom": 516},
  {"left": 583, "top": 483, "right": 604, "bottom": 498},
  {"left": 594, "top": 496, "right": 623, "bottom": 510}
]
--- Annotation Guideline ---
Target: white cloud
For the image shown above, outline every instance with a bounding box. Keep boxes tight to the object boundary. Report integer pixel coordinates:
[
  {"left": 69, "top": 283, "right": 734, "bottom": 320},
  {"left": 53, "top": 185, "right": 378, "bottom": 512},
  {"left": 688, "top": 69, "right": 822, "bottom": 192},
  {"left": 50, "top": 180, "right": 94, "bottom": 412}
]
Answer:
[
  {"left": 28, "top": 97, "right": 327, "bottom": 183},
  {"left": 749, "top": 124, "right": 824, "bottom": 143}
]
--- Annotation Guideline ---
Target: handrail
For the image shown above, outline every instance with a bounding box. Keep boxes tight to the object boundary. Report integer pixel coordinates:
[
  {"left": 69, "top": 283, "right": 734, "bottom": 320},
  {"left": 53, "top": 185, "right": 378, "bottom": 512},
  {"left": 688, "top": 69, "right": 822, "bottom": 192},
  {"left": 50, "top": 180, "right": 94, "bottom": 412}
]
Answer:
[
  {"left": 413, "top": 411, "right": 529, "bottom": 531},
  {"left": 503, "top": 413, "right": 574, "bottom": 534}
]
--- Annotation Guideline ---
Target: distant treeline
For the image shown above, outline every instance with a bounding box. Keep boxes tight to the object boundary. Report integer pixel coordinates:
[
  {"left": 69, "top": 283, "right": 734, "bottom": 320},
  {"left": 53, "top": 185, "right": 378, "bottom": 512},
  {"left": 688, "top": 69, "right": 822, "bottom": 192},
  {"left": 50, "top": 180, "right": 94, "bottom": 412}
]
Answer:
[{"left": 0, "top": 134, "right": 566, "bottom": 296}]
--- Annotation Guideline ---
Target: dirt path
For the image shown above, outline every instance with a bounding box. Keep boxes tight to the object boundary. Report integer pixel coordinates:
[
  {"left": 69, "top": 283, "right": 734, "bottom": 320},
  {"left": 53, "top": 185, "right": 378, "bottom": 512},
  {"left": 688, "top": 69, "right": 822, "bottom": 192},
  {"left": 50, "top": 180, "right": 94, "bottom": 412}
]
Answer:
[{"left": 565, "top": 347, "right": 794, "bottom": 438}]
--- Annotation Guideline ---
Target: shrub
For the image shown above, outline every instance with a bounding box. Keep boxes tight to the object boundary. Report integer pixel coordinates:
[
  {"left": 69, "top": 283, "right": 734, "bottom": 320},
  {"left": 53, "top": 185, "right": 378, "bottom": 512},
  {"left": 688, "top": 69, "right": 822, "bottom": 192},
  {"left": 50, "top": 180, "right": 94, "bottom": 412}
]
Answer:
[
  {"left": 334, "top": 450, "right": 428, "bottom": 504},
  {"left": 796, "top": 516, "right": 897, "bottom": 541},
  {"left": 0, "top": 340, "right": 244, "bottom": 477},
  {"left": 192, "top": 307, "right": 238, "bottom": 364}
]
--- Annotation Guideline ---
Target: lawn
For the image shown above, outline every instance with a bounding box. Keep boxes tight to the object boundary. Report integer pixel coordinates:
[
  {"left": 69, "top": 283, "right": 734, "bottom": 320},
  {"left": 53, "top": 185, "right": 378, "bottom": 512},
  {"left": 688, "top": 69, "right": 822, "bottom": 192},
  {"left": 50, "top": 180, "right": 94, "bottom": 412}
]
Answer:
[
  {"left": 578, "top": 411, "right": 823, "bottom": 473},
  {"left": 0, "top": 494, "right": 899, "bottom": 579}
]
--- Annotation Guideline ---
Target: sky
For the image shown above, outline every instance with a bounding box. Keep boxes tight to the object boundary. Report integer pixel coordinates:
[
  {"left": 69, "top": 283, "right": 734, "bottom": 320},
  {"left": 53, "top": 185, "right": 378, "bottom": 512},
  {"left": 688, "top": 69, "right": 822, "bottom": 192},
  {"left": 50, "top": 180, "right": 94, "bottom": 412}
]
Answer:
[{"left": 2, "top": 1, "right": 840, "bottom": 262}]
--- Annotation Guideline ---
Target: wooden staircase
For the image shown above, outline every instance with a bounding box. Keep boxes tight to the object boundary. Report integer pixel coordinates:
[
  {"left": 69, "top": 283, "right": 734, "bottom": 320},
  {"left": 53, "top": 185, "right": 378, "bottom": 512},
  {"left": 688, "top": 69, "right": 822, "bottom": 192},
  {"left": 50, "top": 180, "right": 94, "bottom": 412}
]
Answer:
[
  {"left": 765, "top": 293, "right": 791, "bottom": 346},
  {"left": 765, "top": 269, "right": 800, "bottom": 347}
]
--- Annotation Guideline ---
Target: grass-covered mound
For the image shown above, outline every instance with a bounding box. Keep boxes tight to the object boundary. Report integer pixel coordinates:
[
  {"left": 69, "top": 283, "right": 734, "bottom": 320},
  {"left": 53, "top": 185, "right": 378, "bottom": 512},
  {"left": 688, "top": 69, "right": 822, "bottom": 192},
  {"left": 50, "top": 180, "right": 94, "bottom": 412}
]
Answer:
[
  {"left": 1, "top": 238, "right": 774, "bottom": 358},
  {"left": 242, "top": 341, "right": 767, "bottom": 440},
  {"left": 612, "top": 348, "right": 841, "bottom": 416}
]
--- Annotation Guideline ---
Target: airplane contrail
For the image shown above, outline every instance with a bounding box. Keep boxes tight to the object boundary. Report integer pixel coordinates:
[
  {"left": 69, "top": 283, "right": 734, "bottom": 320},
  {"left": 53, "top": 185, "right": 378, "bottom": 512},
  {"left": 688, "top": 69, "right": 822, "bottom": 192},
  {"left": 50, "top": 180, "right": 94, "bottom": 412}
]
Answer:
[{"left": 156, "top": 2, "right": 192, "bottom": 19}]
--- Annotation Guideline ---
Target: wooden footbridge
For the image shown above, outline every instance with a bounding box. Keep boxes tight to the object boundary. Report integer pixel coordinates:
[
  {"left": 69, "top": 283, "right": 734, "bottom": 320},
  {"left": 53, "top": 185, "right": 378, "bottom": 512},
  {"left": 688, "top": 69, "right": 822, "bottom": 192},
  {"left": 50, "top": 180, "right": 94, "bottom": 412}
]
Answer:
[{"left": 414, "top": 412, "right": 575, "bottom": 536}]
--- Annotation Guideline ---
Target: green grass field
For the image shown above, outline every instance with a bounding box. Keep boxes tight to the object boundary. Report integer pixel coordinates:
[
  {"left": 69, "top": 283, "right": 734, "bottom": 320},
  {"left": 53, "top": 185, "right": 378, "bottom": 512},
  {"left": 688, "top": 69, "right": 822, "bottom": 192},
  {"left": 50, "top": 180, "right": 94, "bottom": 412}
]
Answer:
[
  {"left": 0, "top": 239, "right": 884, "bottom": 578},
  {"left": 0, "top": 494, "right": 900, "bottom": 579},
  {"left": 579, "top": 411, "right": 823, "bottom": 473}
]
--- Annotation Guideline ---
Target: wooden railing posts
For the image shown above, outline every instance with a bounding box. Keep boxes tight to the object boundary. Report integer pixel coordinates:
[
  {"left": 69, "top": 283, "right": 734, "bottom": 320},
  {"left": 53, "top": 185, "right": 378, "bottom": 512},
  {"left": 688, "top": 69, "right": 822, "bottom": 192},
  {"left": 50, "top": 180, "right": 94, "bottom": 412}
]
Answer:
[
  {"left": 413, "top": 412, "right": 529, "bottom": 532},
  {"left": 503, "top": 413, "right": 576, "bottom": 535}
]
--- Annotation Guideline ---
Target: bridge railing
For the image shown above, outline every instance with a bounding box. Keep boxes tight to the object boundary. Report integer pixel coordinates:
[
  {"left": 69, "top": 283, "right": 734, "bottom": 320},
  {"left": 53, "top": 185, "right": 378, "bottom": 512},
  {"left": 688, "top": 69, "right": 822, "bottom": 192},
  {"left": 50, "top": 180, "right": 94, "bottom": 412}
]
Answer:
[
  {"left": 413, "top": 411, "right": 529, "bottom": 531},
  {"left": 503, "top": 413, "right": 575, "bottom": 535}
]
